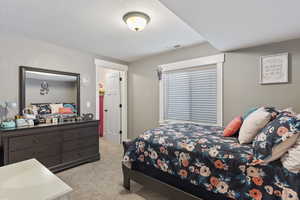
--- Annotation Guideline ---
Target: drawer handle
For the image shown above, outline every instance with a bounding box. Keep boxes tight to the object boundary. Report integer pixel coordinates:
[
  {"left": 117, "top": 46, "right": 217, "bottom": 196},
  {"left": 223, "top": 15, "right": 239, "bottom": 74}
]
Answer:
[{"left": 33, "top": 138, "right": 39, "bottom": 144}]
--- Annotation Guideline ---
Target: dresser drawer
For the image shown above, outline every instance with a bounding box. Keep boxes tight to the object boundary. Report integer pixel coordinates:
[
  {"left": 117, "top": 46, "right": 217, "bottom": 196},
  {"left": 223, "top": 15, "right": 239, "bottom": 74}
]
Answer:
[
  {"left": 62, "top": 146, "right": 99, "bottom": 163},
  {"left": 9, "top": 144, "right": 60, "bottom": 163},
  {"left": 62, "top": 129, "right": 80, "bottom": 141},
  {"left": 63, "top": 127, "right": 97, "bottom": 141},
  {"left": 62, "top": 135, "right": 98, "bottom": 152},
  {"left": 9, "top": 133, "right": 62, "bottom": 151},
  {"left": 2, "top": 121, "right": 100, "bottom": 172},
  {"left": 38, "top": 155, "right": 61, "bottom": 167}
]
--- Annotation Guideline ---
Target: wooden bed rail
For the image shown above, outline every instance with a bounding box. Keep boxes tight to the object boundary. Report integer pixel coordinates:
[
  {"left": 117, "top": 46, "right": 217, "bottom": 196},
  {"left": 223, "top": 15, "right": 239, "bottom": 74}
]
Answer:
[{"left": 122, "top": 140, "right": 133, "bottom": 155}]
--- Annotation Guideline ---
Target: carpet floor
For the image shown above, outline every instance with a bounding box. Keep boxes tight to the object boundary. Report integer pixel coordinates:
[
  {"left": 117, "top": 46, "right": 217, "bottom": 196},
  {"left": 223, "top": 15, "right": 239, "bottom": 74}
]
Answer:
[{"left": 57, "top": 138, "right": 200, "bottom": 200}]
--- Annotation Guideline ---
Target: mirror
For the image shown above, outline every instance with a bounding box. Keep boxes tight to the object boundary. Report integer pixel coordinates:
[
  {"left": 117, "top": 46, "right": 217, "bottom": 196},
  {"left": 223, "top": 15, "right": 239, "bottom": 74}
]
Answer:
[{"left": 19, "top": 66, "right": 80, "bottom": 117}]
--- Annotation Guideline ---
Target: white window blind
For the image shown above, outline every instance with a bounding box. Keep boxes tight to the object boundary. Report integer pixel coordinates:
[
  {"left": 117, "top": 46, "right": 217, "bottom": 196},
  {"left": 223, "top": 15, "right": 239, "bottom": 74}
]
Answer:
[{"left": 162, "top": 66, "right": 218, "bottom": 124}]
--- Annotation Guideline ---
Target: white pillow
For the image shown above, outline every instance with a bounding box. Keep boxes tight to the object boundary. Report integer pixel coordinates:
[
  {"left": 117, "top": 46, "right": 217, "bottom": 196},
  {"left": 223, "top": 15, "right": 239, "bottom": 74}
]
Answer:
[
  {"left": 238, "top": 108, "right": 271, "bottom": 144},
  {"left": 262, "top": 133, "right": 299, "bottom": 164},
  {"left": 281, "top": 135, "right": 300, "bottom": 173},
  {"left": 50, "top": 103, "right": 63, "bottom": 114},
  {"left": 282, "top": 107, "right": 296, "bottom": 115}
]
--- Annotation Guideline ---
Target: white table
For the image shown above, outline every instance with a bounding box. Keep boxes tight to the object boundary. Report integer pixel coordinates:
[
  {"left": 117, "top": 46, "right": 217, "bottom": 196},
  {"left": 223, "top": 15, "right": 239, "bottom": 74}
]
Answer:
[{"left": 0, "top": 159, "right": 72, "bottom": 200}]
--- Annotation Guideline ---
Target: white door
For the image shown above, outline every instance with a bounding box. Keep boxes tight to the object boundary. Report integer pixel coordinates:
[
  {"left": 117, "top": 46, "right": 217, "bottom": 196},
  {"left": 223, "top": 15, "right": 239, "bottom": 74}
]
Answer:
[{"left": 104, "top": 71, "right": 121, "bottom": 144}]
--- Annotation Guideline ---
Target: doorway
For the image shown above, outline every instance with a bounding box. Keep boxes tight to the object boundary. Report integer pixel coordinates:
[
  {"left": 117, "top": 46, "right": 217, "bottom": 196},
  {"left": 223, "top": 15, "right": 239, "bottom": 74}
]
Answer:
[{"left": 95, "top": 59, "right": 128, "bottom": 144}]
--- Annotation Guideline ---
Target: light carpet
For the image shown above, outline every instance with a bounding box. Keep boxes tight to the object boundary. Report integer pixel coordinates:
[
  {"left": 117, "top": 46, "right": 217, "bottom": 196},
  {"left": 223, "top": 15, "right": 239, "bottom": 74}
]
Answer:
[{"left": 57, "top": 138, "right": 200, "bottom": 200}]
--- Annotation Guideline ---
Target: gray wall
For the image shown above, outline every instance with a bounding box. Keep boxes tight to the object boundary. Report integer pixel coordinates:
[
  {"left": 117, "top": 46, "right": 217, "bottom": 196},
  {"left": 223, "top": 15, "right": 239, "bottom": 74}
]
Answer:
[
  {"left": 25, "top": 79, "right": 77, "bottom": 105},
  {"left": 0, "top": 32, "right": 124, "bottom": 117},
  {"left": 224, "top": 39, "right": 300, "bottom": 123},
  {"left": 128, "top": 43, "right": 219, "bottom": 138},
  {"left": 128, "top": 39, "right": 300, "bottom": 139}
]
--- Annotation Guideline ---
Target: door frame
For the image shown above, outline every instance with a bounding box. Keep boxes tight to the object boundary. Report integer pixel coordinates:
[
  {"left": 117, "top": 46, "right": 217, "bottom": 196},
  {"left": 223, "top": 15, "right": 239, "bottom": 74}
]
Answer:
[{"left": 95, "top": 59, "right": 128, "bottom": 142}]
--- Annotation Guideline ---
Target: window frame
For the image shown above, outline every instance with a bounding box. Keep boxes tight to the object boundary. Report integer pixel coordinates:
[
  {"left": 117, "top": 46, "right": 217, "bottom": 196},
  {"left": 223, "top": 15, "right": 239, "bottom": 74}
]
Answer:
[{"left": 159, "top": 54, "right": 225, "bottom": 126}]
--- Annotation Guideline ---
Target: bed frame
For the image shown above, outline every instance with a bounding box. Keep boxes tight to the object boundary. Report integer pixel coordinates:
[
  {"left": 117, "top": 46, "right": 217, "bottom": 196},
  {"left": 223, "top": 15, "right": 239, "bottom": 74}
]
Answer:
[{"left": 122, "top": 141, "right": 229, "bottom": 200}]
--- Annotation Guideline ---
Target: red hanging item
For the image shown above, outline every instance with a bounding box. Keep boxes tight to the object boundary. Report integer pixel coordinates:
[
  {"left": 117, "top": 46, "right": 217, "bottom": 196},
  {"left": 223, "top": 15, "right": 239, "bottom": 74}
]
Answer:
[{"left": 99, "top": 84, "right": 105, "bottom": 137}]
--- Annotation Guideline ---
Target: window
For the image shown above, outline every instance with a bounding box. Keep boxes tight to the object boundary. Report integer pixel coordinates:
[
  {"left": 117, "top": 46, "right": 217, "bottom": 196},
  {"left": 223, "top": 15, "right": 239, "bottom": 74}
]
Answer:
[{"left": 159, "top": 54, "right": 224, "bottom": 126}]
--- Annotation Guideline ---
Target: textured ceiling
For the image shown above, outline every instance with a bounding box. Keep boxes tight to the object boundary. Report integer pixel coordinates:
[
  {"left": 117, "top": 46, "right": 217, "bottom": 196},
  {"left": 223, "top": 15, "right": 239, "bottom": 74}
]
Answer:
[
  {"left": 159, "top": 0, "right": 300, "bottom": 51},
  {"left": 0, "top": 0, "right": 205, "bottom": 62}
]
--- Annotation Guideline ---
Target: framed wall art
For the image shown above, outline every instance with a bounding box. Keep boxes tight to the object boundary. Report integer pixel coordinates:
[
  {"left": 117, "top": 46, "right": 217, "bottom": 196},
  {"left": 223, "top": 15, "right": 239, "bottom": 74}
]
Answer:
[{"left": 260, "top": 53, "right": 289, "bottom": 84}]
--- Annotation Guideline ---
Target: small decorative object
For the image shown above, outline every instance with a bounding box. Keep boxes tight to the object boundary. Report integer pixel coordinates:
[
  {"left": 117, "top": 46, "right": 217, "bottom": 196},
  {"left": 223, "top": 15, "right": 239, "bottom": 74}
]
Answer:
[
  {"left": 33, "top": 119, "right": 40, "bottom": 126},
  {"left": 82, "top": 113, "right": 94, "bottom": 121},
  {"left": 40, "top": 80, "right": 49, "bottom": 95},
  {"left": 27, "top": 119, "right": 34, "bottom": 126},
  {"left": 52, "top": 118, "right": 58, "bottom": 124},
  {"left": 22, "top": 107, "right": 36, "bottom": 119},
  {"left": 99, "top": 83, "right": 105, "bottom": 96},
  {"left": 260, "top": 53, "right": 289, "bottom": 84},
  {"left": 0, "top": 101, "right": 17, "bottom": 121},
  {"left": 1, "top": 120, "right": 16, "bottom": 129},
  {"left": 58, "top": 117, "right": 64, "bottom": 123},
  {"left": 16, "top": 119, "right": 27, "bottom": 127},
  {"left": 38, "top": 118, "right": 46, "bottom": 124},
  {"left": 45, "top": 118, "right": 52, "bottom": 124}
]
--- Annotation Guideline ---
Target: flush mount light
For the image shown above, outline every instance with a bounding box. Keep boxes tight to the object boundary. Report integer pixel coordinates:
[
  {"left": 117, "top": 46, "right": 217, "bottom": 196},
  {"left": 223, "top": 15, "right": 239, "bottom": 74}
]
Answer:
[{"left": 123, "top": 11, "right": 151, "bottom": 32}]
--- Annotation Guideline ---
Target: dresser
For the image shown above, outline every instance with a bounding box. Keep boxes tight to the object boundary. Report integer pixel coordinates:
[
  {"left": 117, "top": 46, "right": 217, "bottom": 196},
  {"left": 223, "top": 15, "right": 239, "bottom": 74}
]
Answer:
[{"left": 0, "top": 120, "right": 100, "bottom": 172}]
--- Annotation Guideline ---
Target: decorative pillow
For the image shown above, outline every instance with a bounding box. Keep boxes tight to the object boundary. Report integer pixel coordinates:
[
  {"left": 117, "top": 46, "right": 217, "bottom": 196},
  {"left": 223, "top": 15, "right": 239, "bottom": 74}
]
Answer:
[
  {"left": 30, "top": 105, "right": 39, "bottom": 116},
  {"left": 282, "top": 107, "right": 296, "bottom": 115},
  {"left": 253, "top": 112, "right": 300, "bottom": 162},
  {"left": 264, "top": 106, "right": 280, "bottom": 120},
  {"left": 50, "top": 103, "right": 63, "bottom": 114},
  {"left": 59, "top": 107, "right": 73, "bottom": 114},
  {"left": 223, "top": 116, "right": 243, "bottom": 137},
  {"left": 238, "top": 108, "right": 272, "bottom": 144},
  {"left": 63, "top": 103, "right": 77, "bottom": 113},
  {"left": 254, "top": 133, "right": 299, "bottom": 165},
  {"left": 242, "top": 107, "right": 258, "bottom": 120},
  {"left": 36, "top": 104, "right": 51, "bottom": 115},
  {"left": 281, "top": 136, "right": 300, "bottom": 173}
]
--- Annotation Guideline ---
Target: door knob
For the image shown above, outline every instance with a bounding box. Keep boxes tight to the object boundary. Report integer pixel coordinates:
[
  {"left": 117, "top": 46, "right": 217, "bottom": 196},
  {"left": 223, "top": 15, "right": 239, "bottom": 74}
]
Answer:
[{"left": 104, "top": 109, "right": 108, "bottom": 112}]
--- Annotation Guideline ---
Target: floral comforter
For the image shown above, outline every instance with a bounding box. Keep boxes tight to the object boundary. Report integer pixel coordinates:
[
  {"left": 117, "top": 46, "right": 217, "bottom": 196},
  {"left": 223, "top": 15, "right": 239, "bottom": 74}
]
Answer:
[{"left": 123, "top": 123, "right": 300, "bottom": 200}]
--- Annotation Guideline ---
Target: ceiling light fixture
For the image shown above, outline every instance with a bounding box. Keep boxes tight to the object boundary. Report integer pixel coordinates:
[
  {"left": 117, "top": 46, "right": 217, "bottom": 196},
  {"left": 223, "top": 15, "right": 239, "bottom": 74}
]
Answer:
[{"left": 123, "top": 11, "right": 150, "bottom": 32}]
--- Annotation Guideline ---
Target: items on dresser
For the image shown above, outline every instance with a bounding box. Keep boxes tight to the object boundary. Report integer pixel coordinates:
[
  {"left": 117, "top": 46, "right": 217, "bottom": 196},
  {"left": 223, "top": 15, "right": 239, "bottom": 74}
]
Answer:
[
  {"left": 52, "top": 117, "right": 58, "bottom": 124},
  {"left": 16, "top": 119, "right": 28, "bottom": 127},
  {"left": 22, "top": 107, "right": 36, "bottom": 120},
  {"left": 45, "top": 117, "right": 52, "bottom": 124},
  {"left": 0, "top": 120, "right": 16, "bottom": 129},
  {"left": 27, "top": 119, "right": 35, "bottom": 126},
  {"left": 82, "top": 113, "right": 94, "bottom": 121},
  {"left": 0, "top": 120, "right": 100, "bottom": 172},
  {"left": 0, "top": 101, "right": 17, "bottom": 122},
  {"left": 30, "top": 103, "right": 78, "bottom": 124}
]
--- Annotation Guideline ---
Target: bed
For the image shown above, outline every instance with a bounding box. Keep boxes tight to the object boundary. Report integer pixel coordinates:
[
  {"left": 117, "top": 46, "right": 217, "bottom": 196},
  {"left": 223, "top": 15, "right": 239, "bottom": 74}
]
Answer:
[{"left": 122, "top": 123, "right": 300, "bottom": 200}]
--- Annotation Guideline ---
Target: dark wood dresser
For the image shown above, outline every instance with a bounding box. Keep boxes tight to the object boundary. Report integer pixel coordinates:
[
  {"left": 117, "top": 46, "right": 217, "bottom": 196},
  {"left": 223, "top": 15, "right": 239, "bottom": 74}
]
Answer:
[{"left": 0, "top": 120, "right": 100, "bottom": 172}]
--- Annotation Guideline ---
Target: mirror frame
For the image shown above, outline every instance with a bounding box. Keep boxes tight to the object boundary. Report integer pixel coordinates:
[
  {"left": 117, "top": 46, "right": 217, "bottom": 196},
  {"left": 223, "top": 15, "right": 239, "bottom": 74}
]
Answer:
[{"left": 19, "top": 66, "right": 81, "bottom": 116}]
